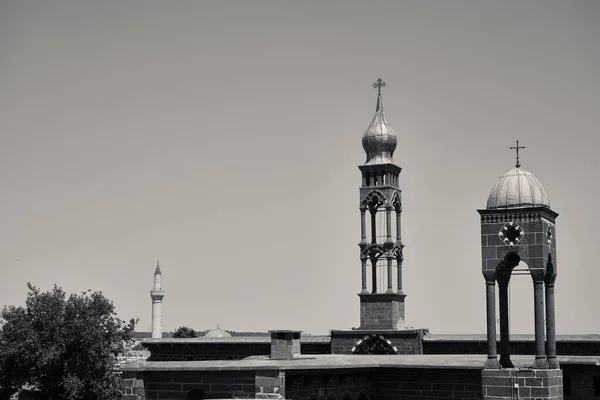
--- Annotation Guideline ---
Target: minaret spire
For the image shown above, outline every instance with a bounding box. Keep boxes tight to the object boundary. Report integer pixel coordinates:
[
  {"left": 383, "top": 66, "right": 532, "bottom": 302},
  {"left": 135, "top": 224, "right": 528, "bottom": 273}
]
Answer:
[{"left": 150, "top": 261, "right": 165, "bottom": 338}]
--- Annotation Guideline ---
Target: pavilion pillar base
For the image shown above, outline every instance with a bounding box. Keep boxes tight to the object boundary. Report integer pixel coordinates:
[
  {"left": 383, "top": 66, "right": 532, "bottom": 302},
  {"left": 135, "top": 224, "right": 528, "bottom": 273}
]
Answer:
[{"left": 482, "top": 368, "right": 563, "bottom": 400}]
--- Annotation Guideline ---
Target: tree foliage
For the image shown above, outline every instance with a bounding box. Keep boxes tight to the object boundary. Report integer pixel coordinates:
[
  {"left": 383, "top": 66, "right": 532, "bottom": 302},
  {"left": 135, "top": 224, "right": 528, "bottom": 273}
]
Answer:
[
  {"left": 0, "top": 283, "right": 136, "bottom": 400},
  {"left": 172, "top": 326, "right": 197, "bottom": 338}
]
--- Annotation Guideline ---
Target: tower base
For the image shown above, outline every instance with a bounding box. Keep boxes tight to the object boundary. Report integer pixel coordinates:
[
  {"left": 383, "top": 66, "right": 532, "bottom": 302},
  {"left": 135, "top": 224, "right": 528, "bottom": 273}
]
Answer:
[
  {"left": 359, "top": 293, "right": 406, "bottom": 330},
  {"left": 482, "top": 368, "right": 562, "bottom": 400}
]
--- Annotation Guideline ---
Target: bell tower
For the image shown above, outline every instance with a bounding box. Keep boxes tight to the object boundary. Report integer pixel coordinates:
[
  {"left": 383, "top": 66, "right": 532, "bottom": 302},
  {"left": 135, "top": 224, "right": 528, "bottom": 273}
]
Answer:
[
  {"left": 357, "top": 78, "right": 405, "bottom": 330},
  {"left": 479, "top": 143, "right": 561, "bottom": 400}
]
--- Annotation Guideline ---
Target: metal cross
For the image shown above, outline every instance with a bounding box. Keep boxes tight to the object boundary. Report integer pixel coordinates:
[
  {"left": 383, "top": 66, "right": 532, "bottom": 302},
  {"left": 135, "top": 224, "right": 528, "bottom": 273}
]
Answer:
[
  {"left": 373, "top": 78, "right": 386, "bottom": 96},
  {"left": 509, "top": 140, "right": 525, "bottom": 168}
]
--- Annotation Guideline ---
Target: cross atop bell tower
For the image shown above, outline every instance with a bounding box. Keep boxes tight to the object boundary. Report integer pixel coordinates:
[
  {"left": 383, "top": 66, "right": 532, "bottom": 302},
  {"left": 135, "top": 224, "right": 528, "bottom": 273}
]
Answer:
[
  {"left": 509, "top": 140, "right": 526, "bottom": 168},
  {"left": 357, "top": 78, "right": 406, "bottom": 330},
  {"left": 373, "top": 77, "right": 386, "bottom": 95}
]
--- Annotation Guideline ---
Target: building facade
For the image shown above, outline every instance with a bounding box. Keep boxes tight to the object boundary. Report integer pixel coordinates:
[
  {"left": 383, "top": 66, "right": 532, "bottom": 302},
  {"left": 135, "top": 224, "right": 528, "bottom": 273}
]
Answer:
[{"left": 121, "top": 80, "right": 600, "bottom": 400}]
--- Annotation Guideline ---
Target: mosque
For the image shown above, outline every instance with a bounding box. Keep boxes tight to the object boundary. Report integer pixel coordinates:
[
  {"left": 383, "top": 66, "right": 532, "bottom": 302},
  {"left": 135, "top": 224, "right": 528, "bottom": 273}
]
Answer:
[{"left": 121, "top": 79, "right": 600, "bottom": 400}]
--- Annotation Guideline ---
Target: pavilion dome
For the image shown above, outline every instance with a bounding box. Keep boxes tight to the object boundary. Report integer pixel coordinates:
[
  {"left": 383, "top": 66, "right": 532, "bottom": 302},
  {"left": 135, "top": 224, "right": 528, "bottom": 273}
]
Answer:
[
  {"left": 203, "top": 328, "right": 232, "bottom": 338},
  {"left": 486, "top": 167, "right": 550, "bottom": 210}
]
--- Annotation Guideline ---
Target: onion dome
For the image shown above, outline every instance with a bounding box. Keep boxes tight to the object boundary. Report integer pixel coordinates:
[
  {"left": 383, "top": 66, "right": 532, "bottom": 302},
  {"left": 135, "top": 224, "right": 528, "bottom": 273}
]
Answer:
[
  {"left": 486, "top": 167, "right": 550, "bottom": 210},
  {"left": 362, "top": 78, "right": 397, "bottom": 165},
  {"left": 203, "top": 327, "right": 232, "bottom": 338}
]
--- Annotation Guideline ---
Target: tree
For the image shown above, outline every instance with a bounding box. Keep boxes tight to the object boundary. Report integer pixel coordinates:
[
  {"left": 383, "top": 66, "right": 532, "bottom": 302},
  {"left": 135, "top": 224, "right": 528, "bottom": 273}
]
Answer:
[
  {"left": 172, "top": 326, "right": 197, "bottom": 338},
  {"left": 0, "top": 283, "right": 136, "bottom": 400}
]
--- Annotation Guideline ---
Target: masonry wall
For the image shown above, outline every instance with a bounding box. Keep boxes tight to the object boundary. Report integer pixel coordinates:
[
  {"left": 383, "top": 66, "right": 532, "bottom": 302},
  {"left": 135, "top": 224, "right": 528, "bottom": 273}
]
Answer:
[
  {"left": 423, "top": 339, "right": 600, "bottom": 356},
  {"left": 370, "top": 368, "right": 483, "bottom": 400},
  {"left": 330, "top": 330, "right": 424, "bottom": 355},
  {"left": 285, "top": 371, "right": 370, "bottom": 400},
  {"left": 145, "top": 342, "right": 331, "bottom": 361},
  {"left": 562, "top": 364, "right": 600, "bottom": 399},
  {"left": 482, "top": 368, "right": 562, "bottom": 400},
  {"left": 146, "top": 343, "right": 271, "bottom": 361},
  {"left": 141, "top": 371, "right": 256, "bottom": 400}
]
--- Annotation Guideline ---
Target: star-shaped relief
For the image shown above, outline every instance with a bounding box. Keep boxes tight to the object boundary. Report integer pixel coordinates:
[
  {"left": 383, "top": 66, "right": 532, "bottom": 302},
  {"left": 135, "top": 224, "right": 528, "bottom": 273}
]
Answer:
[{"left": 498, "top": 222, "right": 524, "bottom": 246}]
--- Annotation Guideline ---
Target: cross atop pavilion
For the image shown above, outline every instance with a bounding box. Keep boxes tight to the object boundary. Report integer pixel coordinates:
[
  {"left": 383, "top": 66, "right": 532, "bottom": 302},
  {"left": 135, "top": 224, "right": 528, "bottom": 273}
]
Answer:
[
  {"left": 373, "top": 78, "right": 386, "bottom": 96},
  {"left": 509, "top": 140, "right": 525, "bottom": 168}
]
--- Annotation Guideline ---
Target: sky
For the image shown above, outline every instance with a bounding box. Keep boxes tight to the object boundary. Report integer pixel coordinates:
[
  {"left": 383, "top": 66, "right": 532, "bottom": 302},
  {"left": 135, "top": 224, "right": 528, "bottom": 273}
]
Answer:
[{"left": 1, "top": 0, "right": 599, "bottom": 336}]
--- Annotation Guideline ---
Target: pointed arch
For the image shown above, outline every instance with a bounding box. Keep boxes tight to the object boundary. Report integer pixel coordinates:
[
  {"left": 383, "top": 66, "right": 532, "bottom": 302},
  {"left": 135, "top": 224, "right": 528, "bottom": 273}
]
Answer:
[
  {"left": 351, "top": 334, "right": 398, "bottom": 355},
  {"left": 361, "top": 190, "right": 388, "bottom": 211},
  {"left": 390, "top": 191, "right": 401, "bottom": 212},
  {"left": 360, "top": 244, "right": 385, "bottom": 260}
]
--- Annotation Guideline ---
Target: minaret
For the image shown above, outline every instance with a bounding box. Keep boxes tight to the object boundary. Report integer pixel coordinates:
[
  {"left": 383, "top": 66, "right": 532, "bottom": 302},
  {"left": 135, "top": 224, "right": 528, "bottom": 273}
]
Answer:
[
  {"left": 357, "top": 78, "right": 406, "bottom": 330},
  {"left": 150, "top": 260, "right": 164, "bottom": 339}
]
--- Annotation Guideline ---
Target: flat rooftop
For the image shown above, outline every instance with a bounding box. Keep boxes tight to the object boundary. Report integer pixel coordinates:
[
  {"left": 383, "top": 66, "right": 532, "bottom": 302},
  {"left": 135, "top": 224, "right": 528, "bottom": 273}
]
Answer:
[{"left": 121, "top": 354, "right": 600, "bottom": 372}]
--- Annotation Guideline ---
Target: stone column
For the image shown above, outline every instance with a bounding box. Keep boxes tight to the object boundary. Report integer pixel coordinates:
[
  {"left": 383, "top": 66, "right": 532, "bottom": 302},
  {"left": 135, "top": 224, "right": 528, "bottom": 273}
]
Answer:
[
  {"left": 484, "top": 272, "right": 500, "bottom": 369},
  {"left": 370, "top": 257, "right": 378, "bottom": 294},
  {"left": 360, "top": 209, "right": 367, "bottom": 244},
  {"left": 545, "top": 275, "right": 559, "bottom": 369},
  {"left": 386, "top": 257, "right": 393, "bottom": 293},
  {"left": 395, "top": 209, "right": 401, "bottom": 240},
  {"left": 533, "top": 279, "right": 549, "bottom": 369},
  {"left": 360, "top": 258, "right": 368, "bottom": 294},
  {"left": 497, "top": 270, "right": 513, "bottom": 368},
  {"left": 397, "top": 259, "right": 403, "bottom": 294},
  {"left": 370, "top": 210, "right": 377, "bottom": 244},
  {"left": 385, "top": 207, "right": 393, "bottom": 243}
]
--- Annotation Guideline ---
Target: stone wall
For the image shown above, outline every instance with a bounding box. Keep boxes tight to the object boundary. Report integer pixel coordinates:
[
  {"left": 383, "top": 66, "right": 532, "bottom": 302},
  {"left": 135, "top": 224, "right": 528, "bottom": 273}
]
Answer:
[
  {"left": 285, "top": 372, "right": 370, "bottom": 400},
  {"left": 423, "top": 339, "right": 600, "bottom": 356},
  {"left": 146, "top": 343, "right": 271, "bottom": 361},
  {"left": 562, "top": 364, "right": 600, "bottom": 399},
  {"left": 330, "top": 330, "right": 424, "bottom": 355},
  {"left": 145, "top": 341, "right": 331, "bottom": 361},
  {"left": 370, "top": 368, "right": 483, "bottom": 400},
  {"left": 141, "top": 371, "right": 255, "bottom": 400},
  {"left": 121, "top": 375, "right": 146, "bottom": 400},
  {"left": 482, "top": 368, "right": 562, "bottom": 400}
]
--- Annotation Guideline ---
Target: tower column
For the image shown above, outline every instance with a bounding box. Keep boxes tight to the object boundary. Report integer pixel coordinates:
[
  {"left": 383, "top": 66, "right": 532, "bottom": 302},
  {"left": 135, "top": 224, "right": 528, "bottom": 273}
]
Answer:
[
  {"left": 497, "top": 269, "right": 513, "bottom": 368},
  {"left": 360, "top": 209, "right": 367, "bottom": 244},
  {"left": 370, "top": 210, "right": 377, "bottom": 244},
  {"left": 395, "top": 209, "right": 401, "bottom": 240},
  {"left": 385, "top": 207, "right": 393, "bottom": 243},
  {"left": 360, "top": 258, "right": 368, "bottom": 294},
  {"left": 396, "top": 259, "right": 403, "bottom": 294},
  {"left": 370, "top": 257, "right": 378, "bottom": 294},
  {"left": 533, "top": 279, "right": 549, "bottom": 369},
  {"left": 386, "top": 257, "right": 394, "bottom": 293},
  {"left": 545, "top": 280, "right": 558, "bottom": 368},
  {"left": 484, "top": 278, "right": 500, "bottom": 369}
]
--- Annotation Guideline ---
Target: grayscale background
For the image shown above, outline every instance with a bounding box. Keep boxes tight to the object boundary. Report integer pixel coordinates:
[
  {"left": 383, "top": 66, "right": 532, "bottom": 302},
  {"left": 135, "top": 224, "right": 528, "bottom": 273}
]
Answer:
[{"left": 1, "top": 0, "right": 599, "bottom": 335}]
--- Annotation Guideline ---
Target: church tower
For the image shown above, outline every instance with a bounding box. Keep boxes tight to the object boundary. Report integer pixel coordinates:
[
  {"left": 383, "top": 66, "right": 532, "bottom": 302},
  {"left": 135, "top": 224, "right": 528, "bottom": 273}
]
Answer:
[
  {"left": 150, "top": 261, "right": 164, "bottom": 339},
  {"left": 479, "top": 143, "right": 561, "bottom": 400},
  {"left": 357, "top": 78, "right": 405, "bottom": 330}
]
